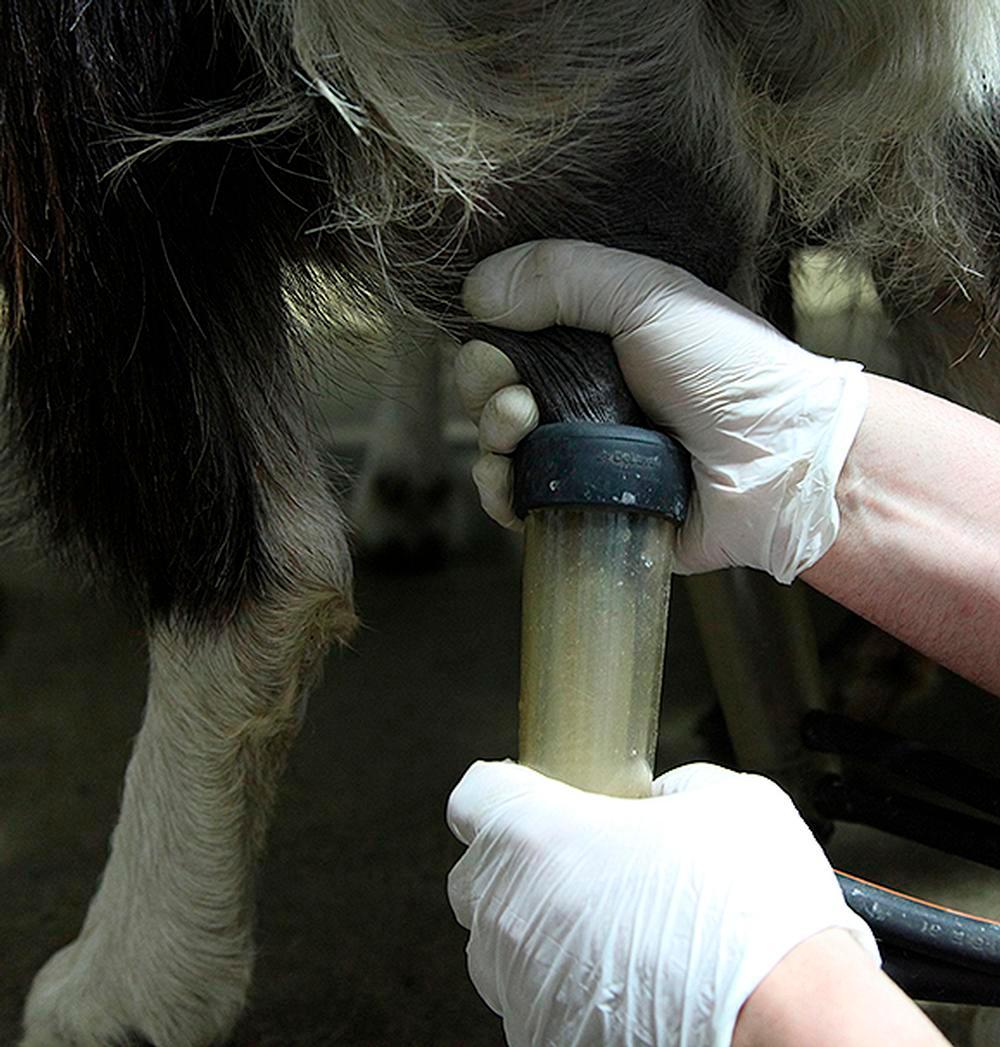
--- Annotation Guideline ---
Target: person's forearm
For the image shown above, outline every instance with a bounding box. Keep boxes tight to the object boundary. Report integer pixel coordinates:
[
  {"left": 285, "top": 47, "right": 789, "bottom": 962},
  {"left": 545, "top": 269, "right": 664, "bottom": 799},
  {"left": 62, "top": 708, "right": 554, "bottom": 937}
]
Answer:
[
  {"left": 732, "top": 929, "right": 948, "bottom": 1047},
  {"left": 801, "top": 374, "right": 1000, "bottom": 696}
]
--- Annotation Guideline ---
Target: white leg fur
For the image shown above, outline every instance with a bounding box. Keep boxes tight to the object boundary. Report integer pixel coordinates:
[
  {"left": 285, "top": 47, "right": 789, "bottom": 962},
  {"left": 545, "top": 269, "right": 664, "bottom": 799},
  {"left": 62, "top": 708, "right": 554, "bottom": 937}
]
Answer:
[
  {"left": 350, "top": 326, "right": 455, "bottom": 564},
  {"left": 21, "top": 477, "right": 355, "bottom": 1047}
]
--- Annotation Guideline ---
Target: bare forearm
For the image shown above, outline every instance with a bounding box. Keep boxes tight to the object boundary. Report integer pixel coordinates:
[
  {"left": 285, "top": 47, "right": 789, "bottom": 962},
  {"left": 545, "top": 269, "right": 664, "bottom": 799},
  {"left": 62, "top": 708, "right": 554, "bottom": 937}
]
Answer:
[
  {"left": 801, "top": 375, "right": 1000, "bottom": 696},
  {"left": 732, "top": 929, "right": 948, "bottom": 1047}
]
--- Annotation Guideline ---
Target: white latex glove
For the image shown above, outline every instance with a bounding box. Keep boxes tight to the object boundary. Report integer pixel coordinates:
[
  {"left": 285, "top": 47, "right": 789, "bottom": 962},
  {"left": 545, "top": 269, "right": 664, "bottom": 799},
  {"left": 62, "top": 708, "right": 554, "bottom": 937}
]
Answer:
[
  {"left": 447, "top": 760, "right": 879, "bottom": 1047},
  {"left": 456, "top": 240, "right": 869, "bottom": 582}
]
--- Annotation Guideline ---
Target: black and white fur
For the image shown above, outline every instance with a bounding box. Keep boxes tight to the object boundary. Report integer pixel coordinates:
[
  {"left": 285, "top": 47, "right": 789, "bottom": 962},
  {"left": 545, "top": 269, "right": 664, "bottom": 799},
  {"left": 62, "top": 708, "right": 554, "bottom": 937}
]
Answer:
[{"left": 3, "top": 2, "right": 1000, "bottom": 1043}]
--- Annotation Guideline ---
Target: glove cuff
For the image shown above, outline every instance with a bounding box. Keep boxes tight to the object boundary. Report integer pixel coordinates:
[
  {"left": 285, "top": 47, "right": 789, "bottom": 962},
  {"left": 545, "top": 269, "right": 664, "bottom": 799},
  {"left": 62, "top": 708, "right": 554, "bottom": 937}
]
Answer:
[
  {"left": 767, "top": 362, "right": 869, "bottom": 584},
  {"left": 712, "top": 902, "right": 881, "bottom": 1047}
]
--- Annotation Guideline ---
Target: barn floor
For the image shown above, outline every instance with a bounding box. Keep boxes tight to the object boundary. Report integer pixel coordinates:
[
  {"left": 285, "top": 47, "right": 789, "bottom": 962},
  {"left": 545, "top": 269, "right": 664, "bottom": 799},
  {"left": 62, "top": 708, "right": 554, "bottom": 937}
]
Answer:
[{"left": 2, "top": 308, "right": 1000, "bottom": 1045}]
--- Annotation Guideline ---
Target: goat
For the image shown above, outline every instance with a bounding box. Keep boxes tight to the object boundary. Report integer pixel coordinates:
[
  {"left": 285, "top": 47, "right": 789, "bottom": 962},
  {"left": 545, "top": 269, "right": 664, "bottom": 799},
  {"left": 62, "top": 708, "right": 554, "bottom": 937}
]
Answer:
[{"left": 4, "top": 2, "right": 1000, "bottom": 1044}]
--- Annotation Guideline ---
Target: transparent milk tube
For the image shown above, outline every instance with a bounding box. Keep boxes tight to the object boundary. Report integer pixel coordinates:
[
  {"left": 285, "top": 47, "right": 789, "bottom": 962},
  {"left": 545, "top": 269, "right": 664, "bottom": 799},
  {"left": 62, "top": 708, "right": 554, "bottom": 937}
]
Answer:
[{"left": 518, "top": 507, "right": 677, "bottom": 798}]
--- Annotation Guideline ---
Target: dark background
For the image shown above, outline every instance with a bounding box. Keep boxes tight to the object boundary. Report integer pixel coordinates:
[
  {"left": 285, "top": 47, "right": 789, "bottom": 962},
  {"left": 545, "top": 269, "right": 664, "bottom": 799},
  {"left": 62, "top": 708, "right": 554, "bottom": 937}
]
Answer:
[{"left": 2, "top": 434, "right": 999, "bottom": 1046}]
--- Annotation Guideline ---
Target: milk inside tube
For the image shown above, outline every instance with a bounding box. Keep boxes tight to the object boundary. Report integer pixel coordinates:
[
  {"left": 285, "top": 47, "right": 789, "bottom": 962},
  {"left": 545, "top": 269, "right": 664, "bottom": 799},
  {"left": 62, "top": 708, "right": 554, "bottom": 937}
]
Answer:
[{"left": 513, "top": 423, "right": 689, "bottom": 799}]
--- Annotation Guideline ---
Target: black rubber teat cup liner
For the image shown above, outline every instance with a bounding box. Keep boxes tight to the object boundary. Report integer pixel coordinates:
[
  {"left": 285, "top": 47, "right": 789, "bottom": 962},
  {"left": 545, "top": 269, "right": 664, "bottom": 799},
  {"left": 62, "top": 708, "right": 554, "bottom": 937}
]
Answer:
[{"left": 513, "top": 422, "right": 691, "bottom": 522}]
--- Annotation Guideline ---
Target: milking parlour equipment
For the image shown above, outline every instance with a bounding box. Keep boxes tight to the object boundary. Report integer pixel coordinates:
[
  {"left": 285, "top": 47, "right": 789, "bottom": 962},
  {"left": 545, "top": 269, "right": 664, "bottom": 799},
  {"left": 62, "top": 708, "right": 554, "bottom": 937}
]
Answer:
[{"left": 469, "top": 313, "right": 1000, "bottom": 1008}]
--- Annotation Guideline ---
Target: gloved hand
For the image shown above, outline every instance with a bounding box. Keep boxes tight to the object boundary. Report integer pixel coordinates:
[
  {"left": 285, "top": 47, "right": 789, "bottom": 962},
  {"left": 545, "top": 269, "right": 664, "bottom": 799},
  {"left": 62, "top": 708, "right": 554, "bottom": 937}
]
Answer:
[
  {"left": 447, "top": 760, "right": 879, "bottom": 1047},
  {"left": 456, "top": 240, "right": 869, "bottom": 582}
]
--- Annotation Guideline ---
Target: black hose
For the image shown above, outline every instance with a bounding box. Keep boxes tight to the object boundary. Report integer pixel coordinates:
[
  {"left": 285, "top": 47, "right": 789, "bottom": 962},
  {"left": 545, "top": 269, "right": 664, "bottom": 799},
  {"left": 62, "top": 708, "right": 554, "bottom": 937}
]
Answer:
[
  {"left": 818, "top": 775, "right": 1000, "bottom": 870},
  {"left": 837, "top": 871, "right": 1000, "bottom": 1000},
  {"left": 803, "top": 710, "right": 1000, "bottom": 819}
]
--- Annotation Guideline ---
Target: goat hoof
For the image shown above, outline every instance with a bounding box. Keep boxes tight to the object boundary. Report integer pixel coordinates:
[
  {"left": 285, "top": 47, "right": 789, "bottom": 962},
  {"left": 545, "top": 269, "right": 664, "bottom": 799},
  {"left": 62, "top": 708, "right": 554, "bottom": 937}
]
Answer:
[{"left": 22, "top": 934, "right": 248, "bottom": 1047}]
